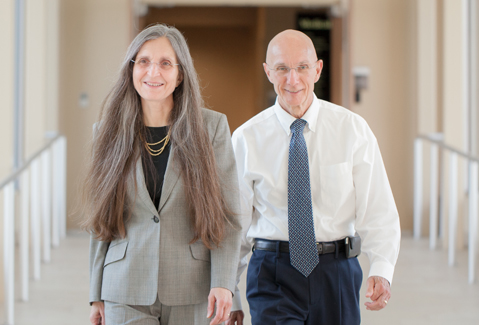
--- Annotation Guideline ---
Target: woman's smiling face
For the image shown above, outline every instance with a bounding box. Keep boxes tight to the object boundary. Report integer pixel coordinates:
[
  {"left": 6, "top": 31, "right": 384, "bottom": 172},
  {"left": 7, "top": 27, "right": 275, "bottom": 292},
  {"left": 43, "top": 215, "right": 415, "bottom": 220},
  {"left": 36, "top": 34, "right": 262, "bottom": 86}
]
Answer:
[{"left": 132, "top": 37, "right": 182, "bottom": 108}]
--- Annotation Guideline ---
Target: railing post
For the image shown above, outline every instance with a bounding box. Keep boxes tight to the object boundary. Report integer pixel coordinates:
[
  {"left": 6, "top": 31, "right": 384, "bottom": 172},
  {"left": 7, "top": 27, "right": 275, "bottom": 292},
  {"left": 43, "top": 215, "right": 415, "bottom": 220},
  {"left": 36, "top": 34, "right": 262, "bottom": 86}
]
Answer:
[
  {"left": 41, "top": 149, "right": 52, "bottom": 262},
  {"left": 414, "top": 138, "right": 423, "bottom": 239},
  {"left": 439, "top": 149, "right": 446, "bottom": 239},
  {"left": 21, "top": 168, "right": 30, "bottom": 302},
  {"left": 0, "top": 134, "right": 67, "bottom": 307},
  {"left": 4, "top": 181, "right": 15, "bottom": 325},
  {"left": 468, "top": 161, "right": 478, "bottom": 284},
  {"left": 430, "top": 143, "right": 439, "bottom": 249},
  {"left": 52, "top": 139, "right": 60, "bottom": 247},
  {"left": 60, "top": 136, "right": 67, "bottom": 238},
  {"left": 31, "top": 158, "right": 41, "bottom": 280},
  {"left": 449, "top": 152, "right": 458, "bottom": 266}
]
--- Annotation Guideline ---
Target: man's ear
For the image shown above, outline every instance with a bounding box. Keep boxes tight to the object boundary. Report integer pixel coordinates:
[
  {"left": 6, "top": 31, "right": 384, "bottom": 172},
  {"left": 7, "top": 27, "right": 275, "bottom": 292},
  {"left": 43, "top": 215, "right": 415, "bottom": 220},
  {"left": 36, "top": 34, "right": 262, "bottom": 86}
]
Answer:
[
  {"left": 314, "top": 60, "right": 323, "bottom": 83},
  {"left": 263, "top": 63, "right": 274, "bottom": 84}
]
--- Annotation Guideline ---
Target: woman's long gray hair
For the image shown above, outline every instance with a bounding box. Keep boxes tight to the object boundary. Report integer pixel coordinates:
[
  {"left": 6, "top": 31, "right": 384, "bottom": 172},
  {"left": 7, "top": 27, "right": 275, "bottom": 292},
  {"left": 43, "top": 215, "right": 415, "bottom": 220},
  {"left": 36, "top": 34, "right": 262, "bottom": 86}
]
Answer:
[{"left": 81, "top": 24, "right": 229, "bottom": 248}]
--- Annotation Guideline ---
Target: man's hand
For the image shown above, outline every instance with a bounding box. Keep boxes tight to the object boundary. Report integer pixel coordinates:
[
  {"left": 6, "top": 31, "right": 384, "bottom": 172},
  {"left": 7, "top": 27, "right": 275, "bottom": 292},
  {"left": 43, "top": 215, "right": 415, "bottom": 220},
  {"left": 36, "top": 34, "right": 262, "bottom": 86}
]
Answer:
[
  {"left": 90, "top": 301, "right": 105, "bottom": 325},
  {"left": 207, "top": 287, "right": 233, "bottom": 325},
  {"left": 225, "top": 310, "right": 244, "bottom": 325},
  {"left": 364, "top": 276, "right": 391, "bottom": 311}
]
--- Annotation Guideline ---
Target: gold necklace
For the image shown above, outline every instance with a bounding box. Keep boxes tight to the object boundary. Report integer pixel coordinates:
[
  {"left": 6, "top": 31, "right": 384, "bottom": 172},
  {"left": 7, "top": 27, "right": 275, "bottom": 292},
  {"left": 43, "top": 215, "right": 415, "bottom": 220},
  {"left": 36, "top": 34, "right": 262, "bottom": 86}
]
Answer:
[{"left": 144, "top": 131, "right": 170, "bottom": 156}]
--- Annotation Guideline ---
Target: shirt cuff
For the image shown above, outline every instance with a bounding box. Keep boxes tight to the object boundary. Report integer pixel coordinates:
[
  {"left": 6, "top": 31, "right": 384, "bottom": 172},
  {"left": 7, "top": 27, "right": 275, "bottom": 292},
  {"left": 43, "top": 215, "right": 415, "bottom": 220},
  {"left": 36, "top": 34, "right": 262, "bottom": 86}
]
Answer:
[
  {"left": 367, "top": 261, "right": 396, "bottom": 285},
  {"left": 232, "top": 288, "right": 243, "bottom": 311}
]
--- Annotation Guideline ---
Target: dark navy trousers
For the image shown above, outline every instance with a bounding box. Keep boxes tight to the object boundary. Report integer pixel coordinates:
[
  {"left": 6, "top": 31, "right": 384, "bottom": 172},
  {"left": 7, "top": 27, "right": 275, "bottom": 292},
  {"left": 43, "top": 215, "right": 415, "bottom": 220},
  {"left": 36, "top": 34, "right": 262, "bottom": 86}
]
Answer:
[{"left": 246, "top": 243, "right": 362, "bottom": 325}]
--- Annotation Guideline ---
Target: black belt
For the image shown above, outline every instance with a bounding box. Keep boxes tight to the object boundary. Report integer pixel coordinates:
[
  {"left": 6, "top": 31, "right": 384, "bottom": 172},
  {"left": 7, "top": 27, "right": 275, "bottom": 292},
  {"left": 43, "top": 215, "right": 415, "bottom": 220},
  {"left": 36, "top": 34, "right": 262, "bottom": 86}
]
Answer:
[{"left": 254, "top": 238, "right": 345, "bottom": 255}]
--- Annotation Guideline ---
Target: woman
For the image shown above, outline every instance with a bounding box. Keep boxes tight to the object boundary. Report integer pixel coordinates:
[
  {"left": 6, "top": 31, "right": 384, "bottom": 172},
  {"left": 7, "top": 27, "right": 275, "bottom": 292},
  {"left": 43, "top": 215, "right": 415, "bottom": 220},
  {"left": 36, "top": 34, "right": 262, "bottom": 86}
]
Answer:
[{"left": 81, "top": 24, "right": 241, "bottom": 325}]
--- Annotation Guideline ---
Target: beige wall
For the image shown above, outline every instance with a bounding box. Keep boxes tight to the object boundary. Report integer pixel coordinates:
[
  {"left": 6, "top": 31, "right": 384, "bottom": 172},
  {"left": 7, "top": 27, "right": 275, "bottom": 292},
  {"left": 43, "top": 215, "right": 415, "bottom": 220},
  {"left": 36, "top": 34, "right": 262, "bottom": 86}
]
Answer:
[
  {"left": 442, "top": 0, "right": 468, "bottom": 248},
  {"left": 413, "top": 0, "right": 470, "bottom": 245},
  {"left": 0, "top": 0, "right": 15, "bottom": 304},
  {"left": 0, "top": 0, "right": 15, "bottom": 181},
  {"left": 415, "top": 0, "right": 437, "bottom": 237},
  {"left": 24, "top": 0, "right": 48, "bottom": 157},
  {"left": 14, "top": 0, "right": 61, "bottom": 159},
  {"left": 351, "top": 0, "right": 416, "bottom": 230},
  {"left": 417, "top": 0, "right": 438, "bottom": 135},
  {"left": 59, "top": 0, "right": 131, "bottom": 227},
  {"left": 443, "top": 0, "right": 466, "bottom": 149}
]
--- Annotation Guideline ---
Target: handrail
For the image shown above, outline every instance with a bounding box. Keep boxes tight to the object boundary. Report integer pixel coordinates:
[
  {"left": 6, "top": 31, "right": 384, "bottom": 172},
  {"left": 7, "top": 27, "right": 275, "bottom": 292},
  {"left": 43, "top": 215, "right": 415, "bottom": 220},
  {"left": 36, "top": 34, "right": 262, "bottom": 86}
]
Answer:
[
  {"left": 0, "top": 134, "right": 61, "bottom": 190},
  {"left": 414, "top": 133, "right": 478, "bottom": 285},
  {"left": 416, "top": 134, "right": 479, "bottom": 163},
  {"left": 1, "top": 134, "right": 67, "bottom": 325}
]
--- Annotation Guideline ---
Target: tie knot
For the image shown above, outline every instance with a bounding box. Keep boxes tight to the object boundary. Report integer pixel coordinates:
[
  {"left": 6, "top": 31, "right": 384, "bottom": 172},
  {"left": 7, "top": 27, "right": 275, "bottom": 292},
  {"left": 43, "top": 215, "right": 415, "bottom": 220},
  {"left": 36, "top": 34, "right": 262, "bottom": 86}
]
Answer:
[{"left": 290, "top": 119, "right": 307, "bottom": 134}]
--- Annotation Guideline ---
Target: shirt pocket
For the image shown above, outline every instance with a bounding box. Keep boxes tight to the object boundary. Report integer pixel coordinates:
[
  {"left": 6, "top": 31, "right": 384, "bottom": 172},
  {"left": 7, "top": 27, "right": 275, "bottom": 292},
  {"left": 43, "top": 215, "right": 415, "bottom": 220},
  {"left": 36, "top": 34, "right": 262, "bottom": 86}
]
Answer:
[
  {"left": 319, "top": 162, "right": 353, "bottom": 213},
  {"left": 104, "top": 241, "right": 128, "bottom": 267},
  {"left": 189, "top": 242, "right": 211, "bottom": 262}
]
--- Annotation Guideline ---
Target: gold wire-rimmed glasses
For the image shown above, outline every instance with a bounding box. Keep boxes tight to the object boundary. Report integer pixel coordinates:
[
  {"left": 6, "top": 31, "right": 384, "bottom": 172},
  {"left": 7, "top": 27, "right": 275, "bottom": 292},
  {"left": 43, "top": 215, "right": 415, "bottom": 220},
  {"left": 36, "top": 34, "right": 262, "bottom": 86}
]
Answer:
[{"left": 131, "top": 58, "right": 180, "bottom": 71}]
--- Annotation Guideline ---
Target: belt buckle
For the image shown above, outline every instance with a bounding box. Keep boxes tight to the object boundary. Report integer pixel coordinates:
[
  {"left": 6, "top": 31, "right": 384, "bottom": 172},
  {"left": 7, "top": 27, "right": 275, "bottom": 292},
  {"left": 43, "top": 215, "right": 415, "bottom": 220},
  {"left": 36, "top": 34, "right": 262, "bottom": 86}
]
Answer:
[{"left": 317, "top": 242, "right": 323, "bottom": 254}]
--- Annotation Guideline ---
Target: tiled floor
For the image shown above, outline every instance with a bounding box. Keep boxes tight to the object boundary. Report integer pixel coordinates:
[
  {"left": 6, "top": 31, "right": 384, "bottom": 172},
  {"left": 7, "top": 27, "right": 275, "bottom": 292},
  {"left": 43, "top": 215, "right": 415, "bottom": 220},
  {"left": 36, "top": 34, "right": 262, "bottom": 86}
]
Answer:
[
  {"left": 9, "top": 231, "right": 91, "bottom": 325},
  {"left": 2, "top": 232, "right": 479, "bottom": 324}
]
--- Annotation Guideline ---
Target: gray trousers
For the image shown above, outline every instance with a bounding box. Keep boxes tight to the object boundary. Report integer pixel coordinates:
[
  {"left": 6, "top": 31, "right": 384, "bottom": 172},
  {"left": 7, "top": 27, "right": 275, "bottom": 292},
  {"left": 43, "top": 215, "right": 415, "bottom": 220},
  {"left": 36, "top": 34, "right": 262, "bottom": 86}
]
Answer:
[{"left": 104, "top": 296, "right": 211, "bottom": 325}]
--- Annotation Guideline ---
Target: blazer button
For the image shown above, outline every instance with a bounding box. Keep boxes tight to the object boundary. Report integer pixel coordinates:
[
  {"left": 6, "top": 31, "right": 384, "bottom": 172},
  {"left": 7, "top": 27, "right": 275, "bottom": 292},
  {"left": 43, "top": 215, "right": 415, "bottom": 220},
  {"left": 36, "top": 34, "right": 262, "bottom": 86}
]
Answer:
[{"left": 153, "top": 216, "right": 159, "bottom": 223}]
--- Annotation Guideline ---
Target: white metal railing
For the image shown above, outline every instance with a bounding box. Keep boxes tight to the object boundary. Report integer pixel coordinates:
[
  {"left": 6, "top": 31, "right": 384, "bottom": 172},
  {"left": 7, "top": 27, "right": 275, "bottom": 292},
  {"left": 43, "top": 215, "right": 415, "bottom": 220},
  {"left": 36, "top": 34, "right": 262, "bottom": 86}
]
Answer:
[
  {"left": 0, "top": 135, "right": 67, "bottom": 325},
  {"left": 414, "top": 133, "right": 478, "bottom": 284}
]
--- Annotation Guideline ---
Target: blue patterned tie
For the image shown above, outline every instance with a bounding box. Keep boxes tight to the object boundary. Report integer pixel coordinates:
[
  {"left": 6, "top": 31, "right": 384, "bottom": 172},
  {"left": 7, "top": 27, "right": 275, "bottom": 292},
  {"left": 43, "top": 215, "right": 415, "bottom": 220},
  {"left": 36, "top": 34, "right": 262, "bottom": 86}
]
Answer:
[{"left": 288, "top": 119, "right": 319, "bottom": 277}]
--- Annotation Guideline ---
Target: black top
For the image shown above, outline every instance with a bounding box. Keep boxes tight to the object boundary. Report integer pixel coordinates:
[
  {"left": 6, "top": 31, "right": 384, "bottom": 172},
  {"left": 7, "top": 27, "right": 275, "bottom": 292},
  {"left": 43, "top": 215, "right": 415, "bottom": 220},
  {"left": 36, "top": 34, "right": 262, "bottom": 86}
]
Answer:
[{"left": 142, "top": 126, "right": 171, "bottom": 209}]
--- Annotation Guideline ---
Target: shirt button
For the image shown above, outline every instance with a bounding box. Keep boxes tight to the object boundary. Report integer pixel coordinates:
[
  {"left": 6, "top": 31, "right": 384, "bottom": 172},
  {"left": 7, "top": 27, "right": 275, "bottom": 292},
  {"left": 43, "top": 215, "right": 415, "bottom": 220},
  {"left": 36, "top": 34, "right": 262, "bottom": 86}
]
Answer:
[{"left": 153, "top": 216, "right": 159, "bottom": 223}]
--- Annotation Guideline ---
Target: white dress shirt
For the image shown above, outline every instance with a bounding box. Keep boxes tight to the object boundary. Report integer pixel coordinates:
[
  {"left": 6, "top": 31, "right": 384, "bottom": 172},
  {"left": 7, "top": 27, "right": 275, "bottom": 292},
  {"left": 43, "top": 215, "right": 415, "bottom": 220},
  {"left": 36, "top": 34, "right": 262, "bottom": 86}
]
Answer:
[{"left": 231, "top": 94, "right": 401, "bottom": 309}]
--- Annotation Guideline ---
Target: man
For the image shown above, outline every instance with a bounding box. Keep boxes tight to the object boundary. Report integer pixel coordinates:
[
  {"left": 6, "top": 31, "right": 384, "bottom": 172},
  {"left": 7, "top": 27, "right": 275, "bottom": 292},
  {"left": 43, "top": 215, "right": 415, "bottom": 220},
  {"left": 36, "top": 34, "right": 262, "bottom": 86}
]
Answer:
[{"left": 226, "top": 29, "right": 401, "bottom": 325}]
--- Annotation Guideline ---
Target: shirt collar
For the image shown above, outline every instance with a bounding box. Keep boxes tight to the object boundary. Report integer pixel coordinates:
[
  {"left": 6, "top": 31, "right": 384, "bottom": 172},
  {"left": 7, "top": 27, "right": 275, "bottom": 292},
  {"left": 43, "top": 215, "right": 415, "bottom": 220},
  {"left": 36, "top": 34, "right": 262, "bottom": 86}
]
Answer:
[{"left": 273, "top": 93, "right": 320, "bottom": 135}]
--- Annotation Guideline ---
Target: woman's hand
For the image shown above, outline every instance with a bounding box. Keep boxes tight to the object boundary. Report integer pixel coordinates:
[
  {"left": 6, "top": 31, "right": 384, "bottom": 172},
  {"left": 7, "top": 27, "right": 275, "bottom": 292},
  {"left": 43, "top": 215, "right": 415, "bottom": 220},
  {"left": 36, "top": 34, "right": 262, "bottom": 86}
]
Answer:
[
  {"left": 207, "top": 287, "right": 232, "bottom": 325},
  {"left": 90, "top": 301, "right": 105, "bottom": 325}
]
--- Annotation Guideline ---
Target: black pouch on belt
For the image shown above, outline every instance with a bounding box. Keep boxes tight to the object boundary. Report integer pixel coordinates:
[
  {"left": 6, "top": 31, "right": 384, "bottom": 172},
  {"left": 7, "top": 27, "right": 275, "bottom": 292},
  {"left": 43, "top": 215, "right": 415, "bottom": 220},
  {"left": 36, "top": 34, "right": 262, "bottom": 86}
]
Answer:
[{"left": 345, "top": 235, "right": 361, "bottom": 258}]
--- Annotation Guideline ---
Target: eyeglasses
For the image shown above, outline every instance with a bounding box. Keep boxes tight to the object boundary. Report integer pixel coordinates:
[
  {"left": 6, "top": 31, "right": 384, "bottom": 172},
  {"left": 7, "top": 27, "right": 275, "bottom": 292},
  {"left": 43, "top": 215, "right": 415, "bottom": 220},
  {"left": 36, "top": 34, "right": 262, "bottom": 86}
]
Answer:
[
  {"left": 266, "top": 61, "right": 318, "bottom": 77},
  {"left": 131, "top": 58, "right": 180, "bottom": 71}
]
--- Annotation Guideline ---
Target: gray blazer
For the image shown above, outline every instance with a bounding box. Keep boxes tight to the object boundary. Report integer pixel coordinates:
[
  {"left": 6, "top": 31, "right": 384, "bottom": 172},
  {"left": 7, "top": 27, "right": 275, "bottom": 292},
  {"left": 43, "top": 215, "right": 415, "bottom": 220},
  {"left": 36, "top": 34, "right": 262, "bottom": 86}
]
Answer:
[{"left": 89, "top": 109, "right": 241, "bottom": 306}]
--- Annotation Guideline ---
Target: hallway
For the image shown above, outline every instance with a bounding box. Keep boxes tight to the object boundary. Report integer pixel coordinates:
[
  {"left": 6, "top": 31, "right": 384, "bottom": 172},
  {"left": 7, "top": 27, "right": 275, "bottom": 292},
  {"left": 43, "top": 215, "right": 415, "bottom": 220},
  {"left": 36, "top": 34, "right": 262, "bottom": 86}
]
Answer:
[{"left": 2, "top": 232, "right": 478, "bottom": 325}]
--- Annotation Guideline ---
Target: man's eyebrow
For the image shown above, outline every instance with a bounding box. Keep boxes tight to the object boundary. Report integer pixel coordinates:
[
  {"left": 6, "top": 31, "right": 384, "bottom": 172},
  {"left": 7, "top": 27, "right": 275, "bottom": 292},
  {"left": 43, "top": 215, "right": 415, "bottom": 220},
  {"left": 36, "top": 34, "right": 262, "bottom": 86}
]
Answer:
[{"left": 271, "top": 60, "right": 310, "bottom": 66}]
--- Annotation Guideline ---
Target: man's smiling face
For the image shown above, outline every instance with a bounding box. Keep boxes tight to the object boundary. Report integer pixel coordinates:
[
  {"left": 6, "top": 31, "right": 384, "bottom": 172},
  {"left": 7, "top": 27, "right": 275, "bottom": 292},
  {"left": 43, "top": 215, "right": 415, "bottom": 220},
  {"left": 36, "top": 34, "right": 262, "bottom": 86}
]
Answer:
[{"left": 263, "top": 30, "right": 322, "bottom": 118}]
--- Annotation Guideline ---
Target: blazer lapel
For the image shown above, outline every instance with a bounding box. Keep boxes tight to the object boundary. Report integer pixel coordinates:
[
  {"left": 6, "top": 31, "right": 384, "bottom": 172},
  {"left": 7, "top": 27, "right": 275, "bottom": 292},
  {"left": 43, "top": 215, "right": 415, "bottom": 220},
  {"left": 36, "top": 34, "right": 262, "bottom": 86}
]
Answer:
[
  {"left": 158, "top": 146, "right": 180, "bottom": 213},
  {"left": 134, "top": 158, "right": 159, "bottom": 217}
]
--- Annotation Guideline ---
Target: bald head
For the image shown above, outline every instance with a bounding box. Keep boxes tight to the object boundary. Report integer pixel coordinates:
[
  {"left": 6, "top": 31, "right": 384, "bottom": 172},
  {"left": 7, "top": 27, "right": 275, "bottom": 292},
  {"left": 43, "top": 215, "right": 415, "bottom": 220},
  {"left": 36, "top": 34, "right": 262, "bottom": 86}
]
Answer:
[
  {"left": 263, "top": 29, "right": 322, "bottom": 118},
  {"left": 266, "top": 30, "right": 317, "bottom": 64}
]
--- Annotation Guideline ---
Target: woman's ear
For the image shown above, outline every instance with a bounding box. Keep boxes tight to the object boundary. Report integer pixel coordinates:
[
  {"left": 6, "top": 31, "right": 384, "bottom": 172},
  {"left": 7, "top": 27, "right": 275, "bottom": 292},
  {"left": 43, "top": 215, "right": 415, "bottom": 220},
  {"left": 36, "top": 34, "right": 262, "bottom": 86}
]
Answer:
[{"left": 176, "top": 72, "right": 184, "bottom": 87}]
